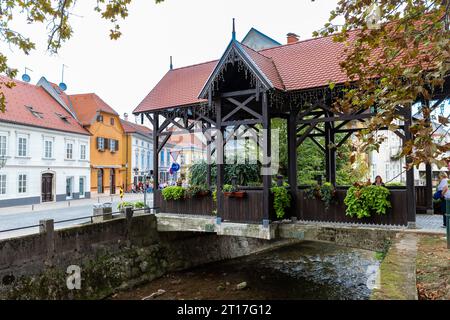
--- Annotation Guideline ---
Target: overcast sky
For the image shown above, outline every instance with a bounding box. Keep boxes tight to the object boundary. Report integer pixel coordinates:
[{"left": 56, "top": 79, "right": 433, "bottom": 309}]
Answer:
[{"left": 1, "top": 0, "right": 338, "bottom": 121}]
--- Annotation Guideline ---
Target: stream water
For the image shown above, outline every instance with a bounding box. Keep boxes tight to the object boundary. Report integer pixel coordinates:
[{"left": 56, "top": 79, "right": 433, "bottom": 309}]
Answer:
[{"left": 114, "top": 241, "right": 380, "bottom": 300}]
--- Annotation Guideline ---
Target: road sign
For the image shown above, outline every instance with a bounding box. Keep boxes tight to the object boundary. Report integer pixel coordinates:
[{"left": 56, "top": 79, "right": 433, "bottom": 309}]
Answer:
[{"left": 119, "top": 187, "right": 124, "bottom": 199}]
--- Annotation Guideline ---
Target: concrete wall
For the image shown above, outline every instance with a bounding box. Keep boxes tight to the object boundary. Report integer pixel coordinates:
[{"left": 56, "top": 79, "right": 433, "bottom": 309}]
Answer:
[{"left": 0, "top": 214, "right": 291, "bottom": 300}]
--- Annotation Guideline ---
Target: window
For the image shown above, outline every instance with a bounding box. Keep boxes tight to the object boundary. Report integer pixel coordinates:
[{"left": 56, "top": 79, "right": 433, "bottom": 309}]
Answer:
[
  {"left": 44, "top": 140, "right": 53, "bottom": 159},
  {"left": 79, "top": 177, "right": 85, "bottom": 198},
  {"left": 110, "top": 118, "right": 115, "bottom": 125},
  {"left": 18, "top": 174, "right": 27, "bottom": 193},
  {"left": 80, "top": 144, "right": 86, "bottom": 160},
  {"left": 110, "top": 139, "right": 117, "bottom": 153},
  {"left": 147, "top": 151, "right": 151, "bottom": 170},
  {"left": 97, "top": 115, "right": 103, "bottom": 122},
  {"left": 97, "top": 137, "right": 105, "bottom": 151},
  {"left": 0, "top": 174, "right": 6, "bottom": 194},
  {"left": 135, "top": 150, "right": 139, "bottom": 169},
  {"left": 66, "top": 177, "right": 73, "bottom": 198},
  {"left": 167, "top": 150, "right": 170, "bottom": 166},
  {"left": 141, "top": 152, "right": 145, "bottom": 169},
  {"left": 0, "top": 135, "right": 7, "bottom": 156},
  {"left": 160, "top": 150, "right": 165, "bottom": 166},
  {"left": 17, "top": 136, "right": 27, "bottom": 157},
  {"left": 66, "top": 142, "right": 73, "bottom": 159},
  {"left": 55, "top": 113, "right": 69, "bottom": 123},
  {"left": 26, "top": 106, "right": 44, "bottom": 119}
]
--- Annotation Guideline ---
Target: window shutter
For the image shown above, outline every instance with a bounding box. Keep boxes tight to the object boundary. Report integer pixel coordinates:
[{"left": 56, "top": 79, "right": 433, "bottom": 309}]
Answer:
[
  {"left": 105, "top": 138, "right": 109, "bottom": 150},
  {"left": 96, "top": 137, "right": 100, "bottom": 150},
  {"left": 115, "top": 140, "right": 119, "bottom": 151}
]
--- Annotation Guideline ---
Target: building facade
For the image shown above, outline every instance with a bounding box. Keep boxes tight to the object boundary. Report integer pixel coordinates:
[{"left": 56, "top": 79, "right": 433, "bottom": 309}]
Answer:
[
  {"left": 121, "top": 117, "right": 153, "bottom": 191},
  {"left": 0, "top": 76, "right": 91, "bottom": 208},
  {"left": 70, "top": 94, "right": 126, "bottom": 195}
]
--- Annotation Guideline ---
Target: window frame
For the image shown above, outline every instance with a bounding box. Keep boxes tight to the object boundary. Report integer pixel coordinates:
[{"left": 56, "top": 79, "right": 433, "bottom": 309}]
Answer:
[
  {"left": 80, "top": 144, "right": 87, "bottom": 160},
  {"left": 65, "top": 141, "right": 74, "bottom": 160},
  {"left": 17, "top": 134, "right": 28, "bottom": 158},
  {"left": 18, "top": 174, "right": 27, "bottom": 194},
  {"left": 43, "top": 138, "right": 53, "bottom": 159},
  {"left": 0, "top": 174, "right": 6, "bottom": 195}
]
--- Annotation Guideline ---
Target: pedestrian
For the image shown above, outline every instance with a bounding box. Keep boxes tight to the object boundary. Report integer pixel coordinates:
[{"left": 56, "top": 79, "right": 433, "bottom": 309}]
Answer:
[
  {"left": 373, "top": 175, "right": 385, "bottom": 186},
  {"left": 438, "top": 172, "right": 449, "bottom": 227}
]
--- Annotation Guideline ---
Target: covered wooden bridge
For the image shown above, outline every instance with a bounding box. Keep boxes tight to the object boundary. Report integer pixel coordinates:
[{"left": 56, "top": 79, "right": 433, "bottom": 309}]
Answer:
[{"left": 133, "top": 26, "right": 449, "bottom": 228}]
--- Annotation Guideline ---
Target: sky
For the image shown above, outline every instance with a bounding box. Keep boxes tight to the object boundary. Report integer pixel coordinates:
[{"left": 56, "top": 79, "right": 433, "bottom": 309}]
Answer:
[{"left": 1, "top": 0, "right": 339, "bottom": 122}]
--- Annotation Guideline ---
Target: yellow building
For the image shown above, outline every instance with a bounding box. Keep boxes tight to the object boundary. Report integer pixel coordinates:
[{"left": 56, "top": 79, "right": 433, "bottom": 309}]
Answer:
[{"left": 70, "top": 94, "right": 126, "bottom": 195}]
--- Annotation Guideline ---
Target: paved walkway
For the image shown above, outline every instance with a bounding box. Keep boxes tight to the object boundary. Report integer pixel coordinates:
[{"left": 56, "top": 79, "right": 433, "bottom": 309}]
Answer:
[
  {"left": 416, "top": 214, "right": 446, "bottom": 233},
  {"left": 0, "top": 193, "right": 146, "bottom": 216}
]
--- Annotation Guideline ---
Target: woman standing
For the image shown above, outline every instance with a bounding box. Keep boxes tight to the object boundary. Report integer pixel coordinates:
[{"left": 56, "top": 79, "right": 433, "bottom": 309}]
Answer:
[
  {"left": 373, "top": 175, "right": 385, "bottom": 186},
  {"left": 436, "top": 172, "right": 448, "bottom": 227}
]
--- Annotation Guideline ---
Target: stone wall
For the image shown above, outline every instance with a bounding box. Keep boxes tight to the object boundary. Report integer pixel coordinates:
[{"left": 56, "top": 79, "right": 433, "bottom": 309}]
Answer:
[{"left": 0, "top": 213, "right": 293, "bottom": 300}]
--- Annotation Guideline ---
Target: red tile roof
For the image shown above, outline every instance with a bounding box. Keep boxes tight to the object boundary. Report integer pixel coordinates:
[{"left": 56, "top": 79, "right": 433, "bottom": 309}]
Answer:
[
  {"left": 0, "top": 76, "right": 89, "bottom": 135},
  {"left": 120, "top": 119, "right": 152, "bottom": 136},
  {"left": 135, "top": 60, "right": 217, "bottom": 113},
  {"left": 70, "top": 93, "right": 119, "bottom": 126},
  {"left": 241, "top": 43, "right": 285, "bottom": 90},
  {"left": 134, "top": 33, "right": 352, "bottom": 113}
]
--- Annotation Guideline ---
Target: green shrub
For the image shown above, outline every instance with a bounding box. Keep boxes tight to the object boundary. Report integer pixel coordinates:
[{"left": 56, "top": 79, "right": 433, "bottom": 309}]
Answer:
[
  {"left": 271, "top": 186, "right": 291, "bottom": 219},
  {"left": 117, "top": 202, "right": 134, "bottom": 210},
  {"left": 344, "top": 185, "right": 391, "bottom": 219},
  {"left": 161, "top": 186, "right": 185, "bottom": 201},
  {"left": 304, "top": 182, "right": 335, "bottom": 210},
  {"left": 134, "top": 201, "right": 145, "bottom": 209},
  {"left": 222, "top": 184, "right": 234, "bottom": 192},
  {"left": 385, "top": 182, "right": 404, "bottom": 187}
]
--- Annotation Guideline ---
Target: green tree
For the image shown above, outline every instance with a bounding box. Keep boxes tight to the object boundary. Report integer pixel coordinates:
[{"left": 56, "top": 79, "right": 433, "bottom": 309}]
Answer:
[{"left": 315, "top": 0, "right": 449, "bottom": 168}]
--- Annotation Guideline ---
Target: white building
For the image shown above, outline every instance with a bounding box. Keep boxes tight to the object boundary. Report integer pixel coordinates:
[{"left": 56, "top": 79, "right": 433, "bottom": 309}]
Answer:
[
  {"left": 369, "top": 100, "right": 450, "bottom": 186},
  {"left": 0, "top": 76, "right": 91, "bottom": 207}
]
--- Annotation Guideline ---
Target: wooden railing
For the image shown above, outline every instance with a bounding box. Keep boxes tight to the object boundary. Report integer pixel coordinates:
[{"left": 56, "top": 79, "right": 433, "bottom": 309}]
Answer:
[
  {"left": 154, "top": 190, "right": 214, "bottom": 216},
  {"left": 221, "top": 189, "right": 267, "bottom": 223},
  {"left": 295, "top": 188, "right": 408, "bottom": 226},
  {"left": 154, "top": 185, "right": 426, "bottom": 226}
]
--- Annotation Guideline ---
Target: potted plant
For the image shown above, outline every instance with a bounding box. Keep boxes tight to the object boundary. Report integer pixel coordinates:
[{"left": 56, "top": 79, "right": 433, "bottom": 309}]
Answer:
[
  {"left": 223, "top": 184, "right": 246, "bottom": 198},
  {"left": 185, "top": 184, "right": 210, "bottom": 198}
]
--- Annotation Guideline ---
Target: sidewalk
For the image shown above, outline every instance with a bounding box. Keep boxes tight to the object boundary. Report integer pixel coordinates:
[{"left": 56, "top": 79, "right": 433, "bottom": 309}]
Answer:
[{"left": 0, "top": 193, "right": 148, "bottom": 216}]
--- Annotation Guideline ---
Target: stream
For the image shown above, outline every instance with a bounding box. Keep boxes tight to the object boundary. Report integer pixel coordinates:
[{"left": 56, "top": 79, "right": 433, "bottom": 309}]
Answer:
[{"left": 113, "top": 241, "right": 380, "bottom": 300}]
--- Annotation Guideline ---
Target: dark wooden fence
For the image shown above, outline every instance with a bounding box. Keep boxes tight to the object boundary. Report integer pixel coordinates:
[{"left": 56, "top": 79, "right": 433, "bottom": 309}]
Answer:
[
  {"left": 154, "top": 185, "right": 424, "bottom": 226},
  {"left": 295, "top": 188, "right": 408, "bottom": 226},
  {"left": 154, "top": 190, "right": 214, "bottom": 216},
  {"left": 415, "top": 186, "right": 429, "bottom": 214},
  {"left": 221, "top": 189, "right": 267, "bottom": 223}
]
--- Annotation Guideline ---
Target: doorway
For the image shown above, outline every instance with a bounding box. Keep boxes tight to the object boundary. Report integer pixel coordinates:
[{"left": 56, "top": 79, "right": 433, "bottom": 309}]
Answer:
[
  {"left": 41, "top": 173, "right": 54, "bottom": 202},
  {"left": 98, "top": 169, "right": 104, "bottom": 194},
  {"left": 110, "top": 169, "right": 116, "bottom": 194}
]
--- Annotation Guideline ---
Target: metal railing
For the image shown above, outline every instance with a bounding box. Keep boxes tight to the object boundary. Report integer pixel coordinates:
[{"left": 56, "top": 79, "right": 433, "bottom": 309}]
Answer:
[{"left": 0, "top": 206, "right": 159, "bottom": 235}]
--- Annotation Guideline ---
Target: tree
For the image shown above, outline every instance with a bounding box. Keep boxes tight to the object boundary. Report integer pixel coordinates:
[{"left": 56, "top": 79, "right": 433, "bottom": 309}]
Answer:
[
  {"left": 0, "top": 0, "right": 165, "bottom": 111},
  {"left": 315, "top": 0, "right": 449, "bottom": 168}
]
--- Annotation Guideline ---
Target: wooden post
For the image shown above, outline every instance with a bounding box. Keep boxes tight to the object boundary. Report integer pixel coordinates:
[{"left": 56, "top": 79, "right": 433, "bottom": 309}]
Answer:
[
  {"left": 425, "top": 163, "right": 433, "bottom": 213},
  {"left": 216, "top": 99, "right": 224, "bottom": 220},
  {"left": 206, "top": 122, "right": 212, "bottom": 188},
  {"left": 325, "top": 122, "right": 336, "bottom": 185},
  {"left": 262, "top": 91, "right": 271, "bottom": 224},
  {"left": 288, "top": 110, "right": 298, "bottom": 219},
  {"left": 152, "top": 112, "right": 160, "bottom": 208},
  {"left": 423, "top": 100, "right": 433, "bottom": 213},
  {"left": 404, "top": 105, "right": 416, "bottom": 227}
]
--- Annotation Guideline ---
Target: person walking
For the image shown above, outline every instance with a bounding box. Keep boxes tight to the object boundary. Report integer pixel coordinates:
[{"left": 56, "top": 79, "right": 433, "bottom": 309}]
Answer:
[{"left": 436, "top": 172, "right": 449, "bottom": 227}]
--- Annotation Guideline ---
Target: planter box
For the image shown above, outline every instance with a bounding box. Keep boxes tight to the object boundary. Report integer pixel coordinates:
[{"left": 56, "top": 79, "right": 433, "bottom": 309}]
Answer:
[{"left": 223, "top": 191, "right": 246, "bottom": 198}]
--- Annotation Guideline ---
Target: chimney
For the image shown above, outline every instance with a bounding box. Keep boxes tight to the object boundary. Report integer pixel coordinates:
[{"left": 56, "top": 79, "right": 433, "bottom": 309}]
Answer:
[
  {"left": 287, "top": 33, "right": 299, "bottom": 44},
  {"left": 124, "top": 113, "right": 129, "bottom": 122}
]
